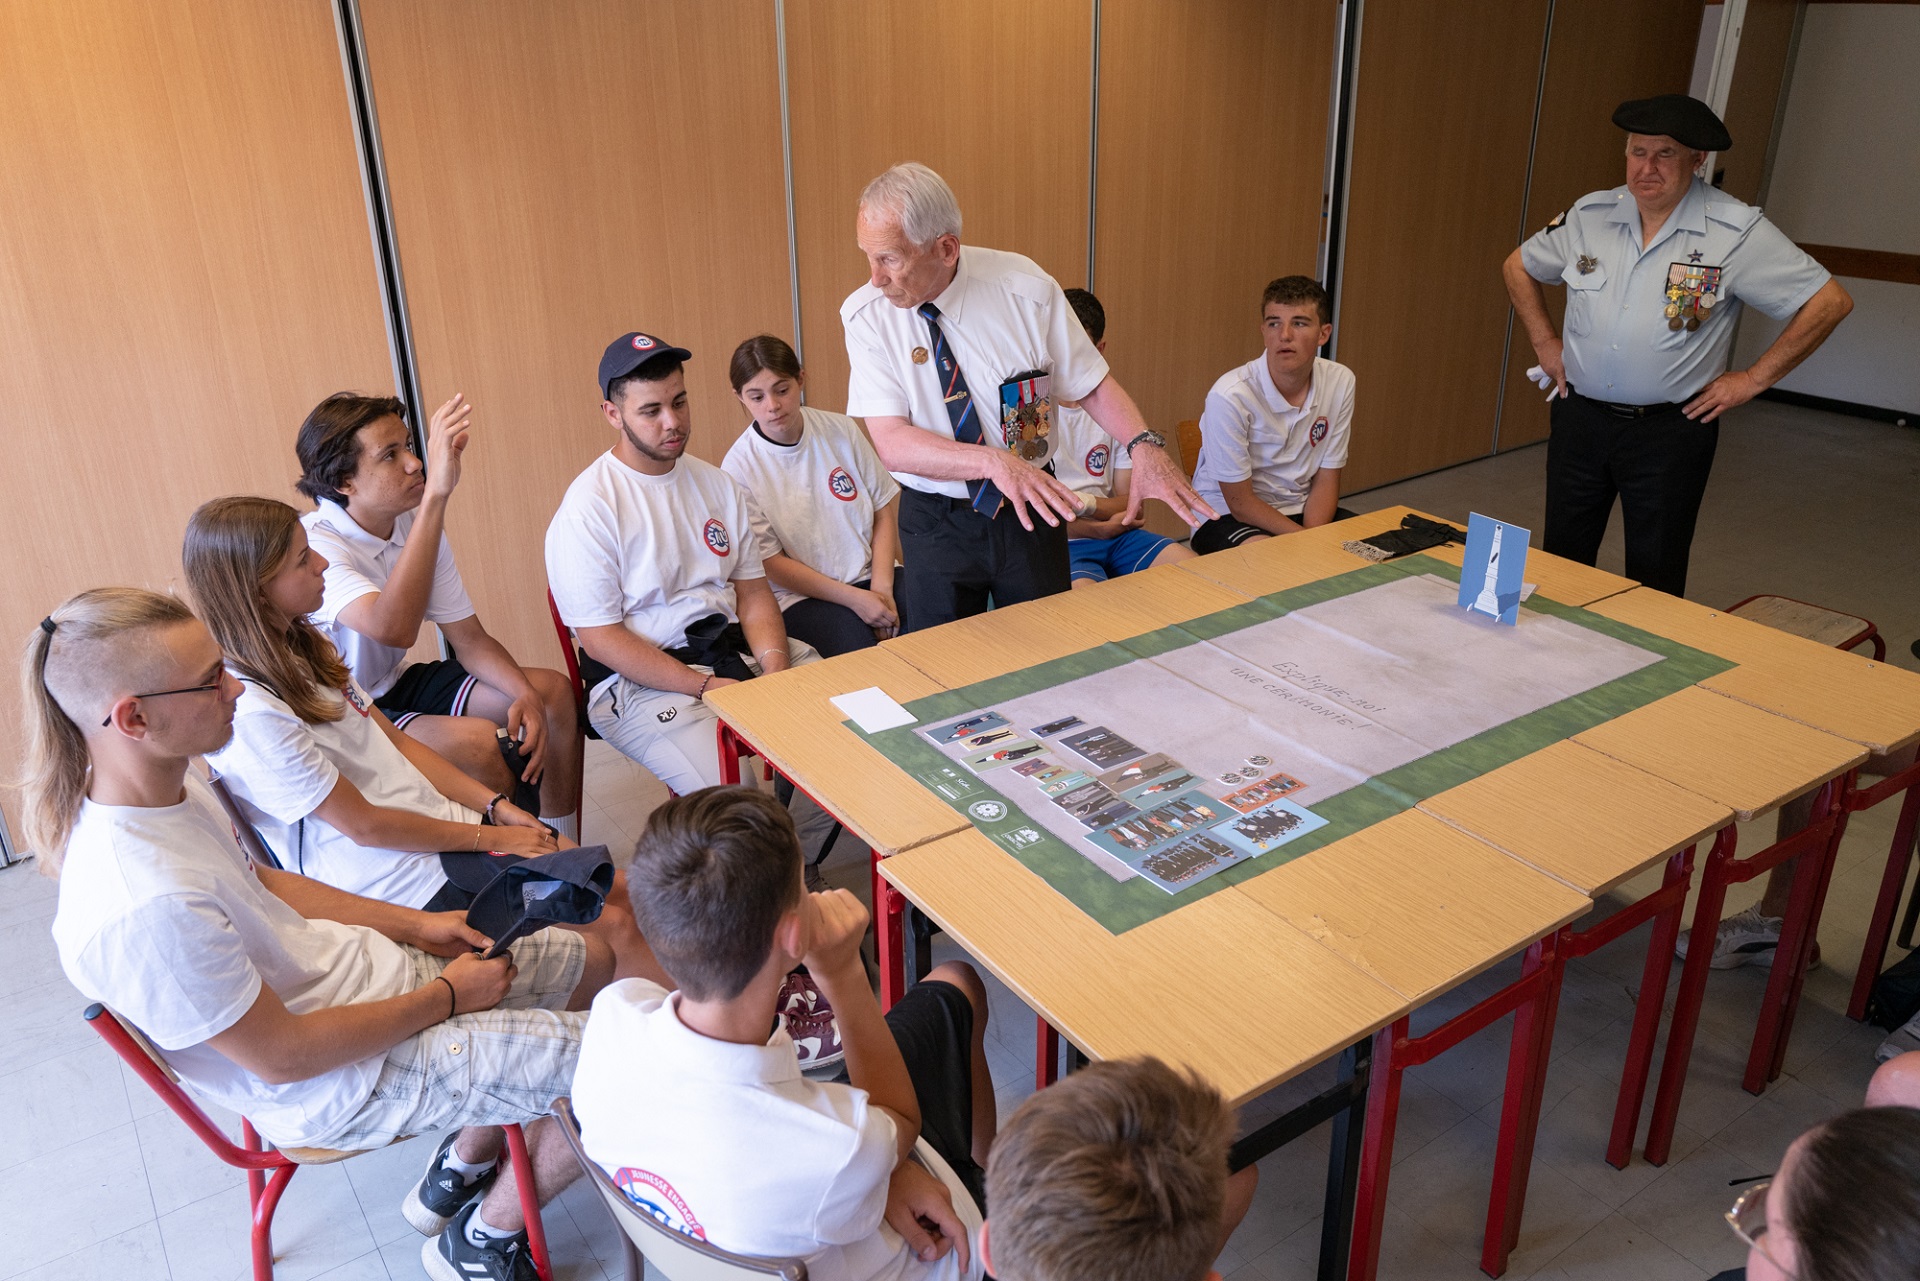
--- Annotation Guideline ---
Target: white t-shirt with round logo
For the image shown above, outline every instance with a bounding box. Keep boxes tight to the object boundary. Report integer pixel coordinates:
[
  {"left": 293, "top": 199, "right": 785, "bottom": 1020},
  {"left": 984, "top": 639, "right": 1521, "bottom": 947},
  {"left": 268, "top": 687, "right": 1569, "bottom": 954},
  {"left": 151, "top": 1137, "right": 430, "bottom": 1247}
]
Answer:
[
  {"left": 1048, "top": 403, "right": 1130, "bottom": 503},
  {"left": 546, "top": 453, "right": 766, "bottom": 651},
  {"left": 51, "top": 774, "right": 413, "bottom": 1146},
  {"left": 722, "top": 407, "right": 901, "bottom": 609},
  {"left": 303, "top": 499, "right": 478, "bottom": 698},
  {"left": 1192, "top": 355, "right": 1355, "bottom": 518},
  {"left": 573, "top": 979, "right": 981, "bottom": 1281},
  {"left": 206, "top": 676, "right": 473, "bottom": 908}
]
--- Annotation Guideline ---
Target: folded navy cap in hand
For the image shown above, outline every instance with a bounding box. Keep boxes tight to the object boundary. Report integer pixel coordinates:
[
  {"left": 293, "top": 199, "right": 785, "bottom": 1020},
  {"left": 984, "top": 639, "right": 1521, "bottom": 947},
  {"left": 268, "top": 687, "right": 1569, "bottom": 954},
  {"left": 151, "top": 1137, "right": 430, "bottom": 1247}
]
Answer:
[{"left": 457, "top": 846, "right": 615, "bottom": 956}]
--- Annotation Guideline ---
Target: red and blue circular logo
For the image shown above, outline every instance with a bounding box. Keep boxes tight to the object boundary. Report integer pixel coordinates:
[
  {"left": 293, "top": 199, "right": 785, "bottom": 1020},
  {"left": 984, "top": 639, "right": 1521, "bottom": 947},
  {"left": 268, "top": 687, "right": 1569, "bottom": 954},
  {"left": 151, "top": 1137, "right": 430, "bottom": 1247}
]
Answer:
[
  {"left": 702, "top": 518, "right": 730, "bottom": 556},
  {"left": 1309, "top": 417, "right": 1329, "bottom": 445},
  {"left": 828, "top": 467, "right": 858, "bottom": 502},
  {"left": 613, "top": 1168, "right": 706, "bottom": 1240},
  {"left": 1085, "top": 443, "right": 1110, "bottom": 478},
  {"left": 632, "top": 335, "right": 656, "bottom": 351}
]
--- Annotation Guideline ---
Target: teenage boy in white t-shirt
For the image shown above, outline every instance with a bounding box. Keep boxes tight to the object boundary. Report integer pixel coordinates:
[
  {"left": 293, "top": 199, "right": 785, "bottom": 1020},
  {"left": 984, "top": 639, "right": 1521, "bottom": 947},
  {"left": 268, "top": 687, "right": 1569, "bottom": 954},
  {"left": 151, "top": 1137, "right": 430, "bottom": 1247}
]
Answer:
[
  {"left": 1054, "top": 290, "right": 1195, "bottom": 588},
  {"left": 723, "top": 334, "right": 903, "bottom": 657},
  {"left": 297, "top": 392, "right": 582, "bottom": 838},
  {"left": 1190, "top": 276, "right": 1357, "bottom": 555},
  {"left": 545, "top": 332, "right": 825, "bottom": 796},
  {"left": 573, "top": 787, "right": 996, "bottom": 1281},
  {"left": 30, "top": 588, "right": 607, "bottom": 1281}
]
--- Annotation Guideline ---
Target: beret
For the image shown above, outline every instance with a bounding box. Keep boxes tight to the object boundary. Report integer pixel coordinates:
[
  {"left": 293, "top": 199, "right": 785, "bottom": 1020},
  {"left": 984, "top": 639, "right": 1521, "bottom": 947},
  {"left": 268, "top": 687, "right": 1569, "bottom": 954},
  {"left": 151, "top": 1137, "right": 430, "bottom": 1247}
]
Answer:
[{"left": 1612, "top": 94, "right": 1732, "bottom": 152}]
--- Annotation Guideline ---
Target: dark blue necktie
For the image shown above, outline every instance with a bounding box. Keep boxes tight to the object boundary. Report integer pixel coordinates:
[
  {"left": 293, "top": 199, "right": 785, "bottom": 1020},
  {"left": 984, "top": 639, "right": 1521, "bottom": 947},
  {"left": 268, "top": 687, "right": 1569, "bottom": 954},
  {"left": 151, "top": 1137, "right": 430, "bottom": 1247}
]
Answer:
[{"left": 918, "top": 302, "right": 1004, "bottom": 518}]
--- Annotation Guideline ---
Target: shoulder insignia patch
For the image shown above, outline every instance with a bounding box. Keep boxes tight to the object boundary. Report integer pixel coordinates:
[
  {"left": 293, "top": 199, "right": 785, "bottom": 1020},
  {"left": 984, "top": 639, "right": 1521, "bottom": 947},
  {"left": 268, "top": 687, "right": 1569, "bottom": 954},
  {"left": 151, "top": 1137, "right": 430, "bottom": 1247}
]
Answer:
[{"left": 1544, "top": 210, "right": 1567, "bottom": 232}]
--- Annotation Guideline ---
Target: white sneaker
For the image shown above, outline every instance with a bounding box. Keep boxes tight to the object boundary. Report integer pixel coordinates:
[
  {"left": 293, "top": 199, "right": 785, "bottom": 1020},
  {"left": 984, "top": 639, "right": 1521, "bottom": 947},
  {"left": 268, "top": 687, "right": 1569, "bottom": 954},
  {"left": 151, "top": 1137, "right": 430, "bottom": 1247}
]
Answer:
[
  {"left": 1878, "top": 1011, "right": 1920, "bottom": 1064},
  {"left": 1675, "top": 905, "right": 1783, "bottom": 970}
]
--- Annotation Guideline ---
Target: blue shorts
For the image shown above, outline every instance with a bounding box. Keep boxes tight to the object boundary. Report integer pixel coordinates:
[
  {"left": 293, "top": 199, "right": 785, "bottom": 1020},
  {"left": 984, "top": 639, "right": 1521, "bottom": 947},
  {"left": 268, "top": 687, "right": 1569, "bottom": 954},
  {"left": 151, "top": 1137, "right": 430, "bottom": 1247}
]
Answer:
[{"left": 1068, "top": 527, "right": 1177, "bottom": 583}]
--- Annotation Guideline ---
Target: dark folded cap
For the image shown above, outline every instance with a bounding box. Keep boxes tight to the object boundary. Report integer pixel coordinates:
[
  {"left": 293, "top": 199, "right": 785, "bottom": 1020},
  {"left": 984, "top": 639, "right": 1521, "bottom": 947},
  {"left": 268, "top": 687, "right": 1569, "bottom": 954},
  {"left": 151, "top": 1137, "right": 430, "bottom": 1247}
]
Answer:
[
  {"left": 453, "top": 845, "right": 615, "bottom": 955},
  {"left": 1612, "top": 94, "right": 1731, "bottom": 152}
]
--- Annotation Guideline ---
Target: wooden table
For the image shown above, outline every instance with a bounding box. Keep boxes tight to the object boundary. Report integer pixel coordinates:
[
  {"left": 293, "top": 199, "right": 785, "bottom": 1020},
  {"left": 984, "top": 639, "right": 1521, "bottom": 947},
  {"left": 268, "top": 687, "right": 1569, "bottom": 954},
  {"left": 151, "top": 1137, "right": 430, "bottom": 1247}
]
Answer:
[{"left": 708, "top": 517, "right": 1904, "bottom": 1279}]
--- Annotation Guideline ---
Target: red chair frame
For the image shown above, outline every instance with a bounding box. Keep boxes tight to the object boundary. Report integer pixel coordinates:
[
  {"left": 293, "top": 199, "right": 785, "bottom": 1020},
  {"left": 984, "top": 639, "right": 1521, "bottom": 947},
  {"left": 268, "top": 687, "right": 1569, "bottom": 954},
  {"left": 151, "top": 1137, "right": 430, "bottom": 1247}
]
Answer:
[
  {"left": 1845, "top": 756, "right": 1920, "bottom": 1021},
  {"left": 86, "top": 1003, "right": 551, "bottom": 1281},
  {"left": 1724, "top": 594, "right": 1885, "bottom": 661}
]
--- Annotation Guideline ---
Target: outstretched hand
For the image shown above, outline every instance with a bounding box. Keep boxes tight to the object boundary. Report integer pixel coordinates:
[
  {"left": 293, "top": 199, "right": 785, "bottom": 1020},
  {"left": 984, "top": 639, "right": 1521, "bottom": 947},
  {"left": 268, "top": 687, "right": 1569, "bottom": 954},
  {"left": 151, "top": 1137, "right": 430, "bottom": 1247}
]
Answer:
[{"left": 1123, "top": 444, "right": 1214, "bottom": 529}]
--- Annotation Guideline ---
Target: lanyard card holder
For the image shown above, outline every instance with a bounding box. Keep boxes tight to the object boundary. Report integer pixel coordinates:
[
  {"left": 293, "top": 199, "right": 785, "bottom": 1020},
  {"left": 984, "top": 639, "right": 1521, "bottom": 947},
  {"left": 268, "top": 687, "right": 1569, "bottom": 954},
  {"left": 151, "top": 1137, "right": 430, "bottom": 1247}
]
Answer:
[{"left": 997, "top": 369, "right": 1056, "bottom": 467}]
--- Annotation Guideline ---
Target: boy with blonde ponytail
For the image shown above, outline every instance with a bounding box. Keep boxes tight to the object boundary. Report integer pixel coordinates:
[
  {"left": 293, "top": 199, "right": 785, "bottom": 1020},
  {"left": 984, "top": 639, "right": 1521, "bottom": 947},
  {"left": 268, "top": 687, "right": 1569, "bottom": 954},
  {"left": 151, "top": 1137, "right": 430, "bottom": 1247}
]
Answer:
[{"left": 30, "top": 589, "right": 605, "bottom": 1281}]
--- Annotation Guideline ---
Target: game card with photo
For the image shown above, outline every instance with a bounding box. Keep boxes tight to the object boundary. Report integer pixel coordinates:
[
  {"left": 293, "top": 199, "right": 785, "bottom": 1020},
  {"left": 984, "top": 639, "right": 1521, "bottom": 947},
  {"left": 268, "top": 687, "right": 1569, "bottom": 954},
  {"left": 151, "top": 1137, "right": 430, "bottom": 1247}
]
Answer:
[
  {"left": 963, "top": 738, "right": 1046, "bottom": 771},
  {"left": 957, "top": 726, "right": 1022, "bottom": 751},
  {"left": 1123, "top": 767, "right": 1203, "bottom": 804},
  {"left": 1041, "top": 769, "right": 1092, "bottom": 796},
  {"left": 1051, "top": 780, "right": 1140, "bottom": 830},
  {"left": 1027, "top": 715, "right": 1086, "bottom": 739},
  {"left": 925, "top": 710, "right": 1010, "bottom": 745},
  {"left": 1096, "top": 754, "right": 1179, "bottom": 793},
  {"left": 1221, "top": 771, "right": 1307, "bottom": 813},
  {"left": 1086, "top": 790, "right": 1228, "bottom": 859},
  {"left": 1124, "top": 831, "right": 1252, "bottom": 894},
  {"left": 1212, "top": 798, "right": 1328, "bottom": 857},
  {"left": 1057, "top": 724, "right": 1147, "bottom": 770},
  {"left": 1010, "top": 755, "right": 1061, "bottom": 779}
]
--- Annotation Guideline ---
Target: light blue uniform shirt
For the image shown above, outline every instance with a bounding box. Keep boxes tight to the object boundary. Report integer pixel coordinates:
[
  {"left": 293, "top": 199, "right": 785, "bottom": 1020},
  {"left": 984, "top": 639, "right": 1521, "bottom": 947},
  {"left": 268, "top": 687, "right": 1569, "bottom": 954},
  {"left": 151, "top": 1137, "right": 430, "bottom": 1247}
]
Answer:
[{"left": 1520, "top": 178, "right": 1828, "bottom": 406}]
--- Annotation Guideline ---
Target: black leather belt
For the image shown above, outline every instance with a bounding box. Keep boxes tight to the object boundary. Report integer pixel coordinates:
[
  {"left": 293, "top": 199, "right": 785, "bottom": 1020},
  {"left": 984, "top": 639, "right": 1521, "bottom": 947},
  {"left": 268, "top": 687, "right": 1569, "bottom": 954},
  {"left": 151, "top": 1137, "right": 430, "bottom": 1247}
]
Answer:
[{"left": 1569, "top": 389, "right": 1690, "bottom": 419}]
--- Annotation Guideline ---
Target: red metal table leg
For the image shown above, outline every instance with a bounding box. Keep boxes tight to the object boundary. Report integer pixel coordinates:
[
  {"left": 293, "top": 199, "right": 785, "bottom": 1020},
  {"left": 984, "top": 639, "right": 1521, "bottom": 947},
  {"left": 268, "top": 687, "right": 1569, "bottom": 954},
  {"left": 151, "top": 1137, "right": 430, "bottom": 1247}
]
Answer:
[
  {"left": 1847, "top": 775, "right": 1920, "bottom": 1021},
  {"left": 1483, "top": 936, "right": 1562, "bottom": 1276},
  {"left": 1606, "top": 841, "right": 1702, "bottom": 1168},
  {"left": 876, "top": 855, "right": 906, "bottom": 1011},
  {"left": 1744, "top": 780, "right": 1849, "bottom": 1093},
  {"left": 1036, "top": 1021, "right": 1061, "bottom": 1087},
  {"left": 1347, "top": 1019, "right": 1407, "bottom": 1281},
  {"left": 1645, "top": 830, "right": 1736, "bottom": 1165}
]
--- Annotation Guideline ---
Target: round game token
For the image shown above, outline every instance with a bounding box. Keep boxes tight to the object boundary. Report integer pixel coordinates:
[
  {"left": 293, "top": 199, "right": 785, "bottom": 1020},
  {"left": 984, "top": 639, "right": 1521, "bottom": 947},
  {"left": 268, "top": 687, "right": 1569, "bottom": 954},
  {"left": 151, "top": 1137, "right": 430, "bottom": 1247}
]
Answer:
[
  {"left": 1219, "top": 773, "right": 1241, "bottom": 786},
  {"left": 1246, "top": 755, "right": 1271, "bottom": 767}
]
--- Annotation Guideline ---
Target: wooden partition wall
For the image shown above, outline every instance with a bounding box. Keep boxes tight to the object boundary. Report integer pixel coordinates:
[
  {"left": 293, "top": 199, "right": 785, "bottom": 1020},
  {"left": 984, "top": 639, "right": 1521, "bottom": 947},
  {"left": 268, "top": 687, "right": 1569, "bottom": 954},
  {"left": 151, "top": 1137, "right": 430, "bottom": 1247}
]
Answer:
[
  {"left": 0, "top": 0, "right": 393, "bottom": 829},
  {"left": 358, "top": 0, "right": 794, "bottom": 672},
  {"left": 1092, "top": 0, "right": 1336, "bottom": 458},
  {"left": 1333, "top": 0, "right": 1551, "bottom": 489},
  {"left": 1495, "top": 0, "right": 1707, "bottom": 450},
  {"left": 1715, "top": 0, "right": 1799, "bottom": 204},
  {"left": 783, "top": 0, "right": 1094, "bottom": 416}
]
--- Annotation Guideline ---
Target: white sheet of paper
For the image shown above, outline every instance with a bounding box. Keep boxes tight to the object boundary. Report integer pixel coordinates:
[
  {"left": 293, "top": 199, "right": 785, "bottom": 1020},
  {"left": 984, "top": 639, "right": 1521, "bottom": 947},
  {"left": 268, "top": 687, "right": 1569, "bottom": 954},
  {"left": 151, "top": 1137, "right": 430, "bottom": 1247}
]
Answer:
[{"left": 830, "top": 686, "right": 916, "bottom": 733}]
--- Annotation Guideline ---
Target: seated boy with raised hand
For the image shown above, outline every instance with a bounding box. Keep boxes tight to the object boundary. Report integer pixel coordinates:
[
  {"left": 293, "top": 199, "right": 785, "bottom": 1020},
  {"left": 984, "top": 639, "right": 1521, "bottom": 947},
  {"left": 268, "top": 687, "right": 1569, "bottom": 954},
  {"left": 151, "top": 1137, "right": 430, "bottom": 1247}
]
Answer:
[
  {"left": 1190, "top": 275, "right": 1356, "bottom": 555},
  {"left": 298, "top": 391, "right": 582, "bottom": 837},
  {"left": 982, "top": 1057, "right": 1257, "bottom": 1281},
  {"left": 573, "top": 787, "right": 996, "bottom": 1281},
  {"left": 1055, "top": 289, "right": 1195, "bottom": 588}
]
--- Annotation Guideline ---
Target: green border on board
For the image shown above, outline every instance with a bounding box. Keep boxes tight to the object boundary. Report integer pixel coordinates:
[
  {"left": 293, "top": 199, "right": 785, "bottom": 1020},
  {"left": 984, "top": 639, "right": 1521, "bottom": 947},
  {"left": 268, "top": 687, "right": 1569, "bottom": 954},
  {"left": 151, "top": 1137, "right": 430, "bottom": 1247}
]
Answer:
[{"left": 852, "top": 556, "right": 1733, "bottom": 933}]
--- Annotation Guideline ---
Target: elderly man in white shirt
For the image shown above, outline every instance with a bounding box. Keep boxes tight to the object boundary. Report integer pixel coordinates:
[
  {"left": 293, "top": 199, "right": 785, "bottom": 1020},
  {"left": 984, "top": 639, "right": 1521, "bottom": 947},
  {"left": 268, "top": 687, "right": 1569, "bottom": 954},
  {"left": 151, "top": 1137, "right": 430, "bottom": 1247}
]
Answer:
[{"left": 841, "top": 163, "right": 1212, "bottom": 631}]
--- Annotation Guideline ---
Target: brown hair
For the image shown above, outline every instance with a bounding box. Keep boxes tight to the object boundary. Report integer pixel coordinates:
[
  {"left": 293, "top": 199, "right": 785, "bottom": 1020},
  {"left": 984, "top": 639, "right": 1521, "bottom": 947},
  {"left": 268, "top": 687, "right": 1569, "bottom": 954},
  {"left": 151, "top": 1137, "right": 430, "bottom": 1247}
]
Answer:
[
  {"left": 19, "top": 589, "right": 197, "bottom": 872},
  {"left": 1064, "top": 288, "right": 1105, "bottom": 344},
  {"left": 182, "top": 496, "right": 350, "bottom": 725},
  {"left": 626, "top": 787, "right": 803, "bottom": 1001},
  {"left": 1787, "top": 1106, "right": 1920, "bottom": 1281},
  {"left": 986, "top": 1057, "right": 1232, "bottom": 1281},
  {"left": 728, "top": 335, "right": 804, "bottom": 395},
  {"left": 295, "top": 392, "right": 409, "bottom": 506},
  {"left": 1261, "top": 274, "right": 1331, "bottom": 325}
]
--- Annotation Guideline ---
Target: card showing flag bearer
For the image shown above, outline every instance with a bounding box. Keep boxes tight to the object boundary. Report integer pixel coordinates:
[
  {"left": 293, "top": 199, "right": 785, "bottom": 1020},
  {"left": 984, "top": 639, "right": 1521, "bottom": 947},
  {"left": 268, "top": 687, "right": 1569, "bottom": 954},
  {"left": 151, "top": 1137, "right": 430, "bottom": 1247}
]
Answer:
[{"left": 999, "top": 370, "right": 1055, "bottom": 465}]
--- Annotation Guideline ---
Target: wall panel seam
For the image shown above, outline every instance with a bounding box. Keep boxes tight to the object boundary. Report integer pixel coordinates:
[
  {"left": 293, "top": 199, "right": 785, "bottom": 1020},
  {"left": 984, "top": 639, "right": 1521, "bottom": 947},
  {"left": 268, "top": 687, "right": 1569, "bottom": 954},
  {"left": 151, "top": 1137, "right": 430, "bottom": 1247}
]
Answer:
[
  {"left": 777, "top": 0, "right": 805, "bottom": 370},
  {"left": 1494, "top": 0, "right": 1559, "bottom": 455}
]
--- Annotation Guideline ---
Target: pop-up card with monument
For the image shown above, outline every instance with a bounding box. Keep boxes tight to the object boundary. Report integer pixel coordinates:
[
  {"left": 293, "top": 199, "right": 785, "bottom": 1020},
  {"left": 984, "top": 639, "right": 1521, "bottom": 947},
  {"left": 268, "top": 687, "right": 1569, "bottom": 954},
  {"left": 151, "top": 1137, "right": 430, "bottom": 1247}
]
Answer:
[{"left": 1457, "top": 513, "right": 1530, "bottom": 625}]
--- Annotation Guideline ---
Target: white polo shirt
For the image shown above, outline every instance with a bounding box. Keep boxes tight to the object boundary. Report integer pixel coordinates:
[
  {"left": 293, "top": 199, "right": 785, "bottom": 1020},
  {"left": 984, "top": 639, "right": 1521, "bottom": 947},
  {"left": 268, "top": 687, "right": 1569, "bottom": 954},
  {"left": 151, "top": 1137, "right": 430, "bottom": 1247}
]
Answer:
[
  {"left": 843, "top": 245, "right": 1110, "bottom": 500},
  {"left": 51, "top": 774, "right": 412, "bottom": 1147},
  {"left": 1049, "top": 403, "right": 1129, "bottom": 502},
  {"left": 545, "top": 452, "right": 766, "bottom": 651},
  {"left": 1193, "top": 355, "right": 1355, "bottom": 517},
  {"left": 206, "top": 677, "right": 473, "bottom": 908},
  {"left": 573, "top": 979, "right": 980, "bottom": 1281},
  {"left": 302, "top": 499, "right": 478, "bottom": 698},
  {"left": 723, "top": 408, "right": 901, "bottom": 609}
]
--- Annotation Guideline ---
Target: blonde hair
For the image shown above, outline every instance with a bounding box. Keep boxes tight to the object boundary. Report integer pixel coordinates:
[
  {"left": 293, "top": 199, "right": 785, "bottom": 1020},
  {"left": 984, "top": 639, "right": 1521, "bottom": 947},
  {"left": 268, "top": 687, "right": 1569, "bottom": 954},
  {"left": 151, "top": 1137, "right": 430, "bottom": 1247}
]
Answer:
[
  {"left": 19, "top": 588, "right": 196, "bottom": 873},
  {"left": 985, "top": 1057, "right": 1232, "bottom": 1281},
  {"left": 182, "top": 496, "right": 349, "bottom": 725}
]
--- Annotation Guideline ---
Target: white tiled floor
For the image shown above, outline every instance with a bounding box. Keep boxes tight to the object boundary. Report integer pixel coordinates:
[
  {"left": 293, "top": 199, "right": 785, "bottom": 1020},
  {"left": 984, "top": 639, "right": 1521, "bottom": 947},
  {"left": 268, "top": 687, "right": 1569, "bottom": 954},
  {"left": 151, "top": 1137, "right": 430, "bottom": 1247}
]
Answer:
[{"left": 4, "top": 399, "right": 1915, "bottom": 1280}]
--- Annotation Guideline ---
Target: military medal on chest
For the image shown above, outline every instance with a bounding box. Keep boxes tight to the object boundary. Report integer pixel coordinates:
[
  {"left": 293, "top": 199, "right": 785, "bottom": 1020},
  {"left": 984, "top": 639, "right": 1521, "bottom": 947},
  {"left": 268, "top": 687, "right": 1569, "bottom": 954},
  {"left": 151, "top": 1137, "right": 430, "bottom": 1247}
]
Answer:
[
  {"left": 1576, "top": 254, "right": 1598, "bottom": 275},
  {"left": 1664, "top": 261, "right": 1722, "bottom": 333},
  {"left": 996, "top": 370, "right": 1056, "bottom": 466}
]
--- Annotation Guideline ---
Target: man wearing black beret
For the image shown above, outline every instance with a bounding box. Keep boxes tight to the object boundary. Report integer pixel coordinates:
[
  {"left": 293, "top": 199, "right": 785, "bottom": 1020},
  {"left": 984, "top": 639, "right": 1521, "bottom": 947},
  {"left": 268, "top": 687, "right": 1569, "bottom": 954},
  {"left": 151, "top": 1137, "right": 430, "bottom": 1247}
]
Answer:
[{"left": 1501, "top": 93, "right": 1852, "bottom": 597}]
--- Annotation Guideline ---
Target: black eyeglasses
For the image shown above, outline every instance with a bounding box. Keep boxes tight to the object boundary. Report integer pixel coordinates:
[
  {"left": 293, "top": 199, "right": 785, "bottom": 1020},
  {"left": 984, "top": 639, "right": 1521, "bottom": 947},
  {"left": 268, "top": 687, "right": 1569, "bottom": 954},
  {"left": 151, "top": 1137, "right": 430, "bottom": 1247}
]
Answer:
[{"left": 103, "top": 680, "right": 227, "bottom": 726}]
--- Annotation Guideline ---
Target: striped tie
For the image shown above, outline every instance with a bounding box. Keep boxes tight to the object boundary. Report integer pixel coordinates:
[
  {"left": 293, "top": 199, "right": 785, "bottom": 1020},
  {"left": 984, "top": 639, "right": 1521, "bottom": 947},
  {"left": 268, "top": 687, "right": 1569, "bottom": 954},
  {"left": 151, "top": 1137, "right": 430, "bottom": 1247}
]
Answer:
[{"left": 918, "top": 302, "right": 1004, "bottom": 518}]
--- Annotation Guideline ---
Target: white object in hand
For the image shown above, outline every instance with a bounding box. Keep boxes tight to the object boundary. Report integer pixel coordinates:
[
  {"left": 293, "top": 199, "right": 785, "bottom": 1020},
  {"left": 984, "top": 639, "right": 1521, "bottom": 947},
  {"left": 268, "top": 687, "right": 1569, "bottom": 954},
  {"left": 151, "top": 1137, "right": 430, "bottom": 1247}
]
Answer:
[
  {"left": 1474, "top": 524, "right": 1505, "bottom": 615},
  {"left": 1525, "top": 365, "right": 1559, "bottom": 401}
]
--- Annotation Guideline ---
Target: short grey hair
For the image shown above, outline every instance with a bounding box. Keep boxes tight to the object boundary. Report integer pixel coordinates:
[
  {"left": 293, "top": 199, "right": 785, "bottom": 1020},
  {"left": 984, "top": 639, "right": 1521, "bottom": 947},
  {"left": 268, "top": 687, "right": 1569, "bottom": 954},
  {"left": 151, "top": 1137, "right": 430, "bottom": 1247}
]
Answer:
[{"left": 858, "top": 162, "right": 962, "bottom": 247}]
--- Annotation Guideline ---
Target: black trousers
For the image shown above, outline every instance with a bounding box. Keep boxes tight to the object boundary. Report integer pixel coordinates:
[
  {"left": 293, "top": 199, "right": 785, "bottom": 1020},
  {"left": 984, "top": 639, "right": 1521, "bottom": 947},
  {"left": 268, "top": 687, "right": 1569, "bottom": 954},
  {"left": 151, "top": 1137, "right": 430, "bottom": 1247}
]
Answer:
[
  {"left": 897, "top": 487, "right": 1070, "bottom": 632},
  {"left": 1544, "top": 392, "right": 1719, "bottom": 598},
  {"left": 781, "top": 582, "right": 880, "bottom": 658}
]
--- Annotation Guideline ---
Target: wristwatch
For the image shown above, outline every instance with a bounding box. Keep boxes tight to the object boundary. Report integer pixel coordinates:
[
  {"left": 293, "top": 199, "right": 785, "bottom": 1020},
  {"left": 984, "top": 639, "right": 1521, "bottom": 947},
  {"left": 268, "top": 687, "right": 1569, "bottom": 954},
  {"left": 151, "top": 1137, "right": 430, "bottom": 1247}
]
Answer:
[{"left": 1124, "top": 429, "right": 1166, "bottom": 457}]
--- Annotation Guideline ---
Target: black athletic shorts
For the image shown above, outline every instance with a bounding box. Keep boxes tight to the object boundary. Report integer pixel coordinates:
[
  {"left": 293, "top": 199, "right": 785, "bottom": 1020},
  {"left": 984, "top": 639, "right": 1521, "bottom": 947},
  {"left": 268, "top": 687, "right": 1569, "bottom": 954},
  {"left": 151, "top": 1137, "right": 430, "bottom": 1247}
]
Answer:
[
  {"left": 834, "top": 978, "right": 984, "bottom": 1211},
  {"left": 1191, "top": 507, "right": 1359, "bottom": 555},
  {"left": 375, "top": 658, "right": 480, "bottom": 728}
]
